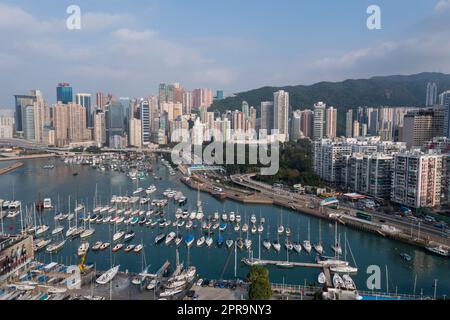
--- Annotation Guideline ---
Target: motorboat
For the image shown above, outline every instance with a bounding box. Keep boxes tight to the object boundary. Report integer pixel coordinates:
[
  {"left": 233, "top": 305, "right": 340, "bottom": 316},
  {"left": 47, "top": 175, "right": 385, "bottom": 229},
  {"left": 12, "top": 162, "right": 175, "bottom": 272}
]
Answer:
[
  {"left": 165, "top": 232, "right": 176, "bottom": 245},
  {"left": 113, "top": 231, "right": 125, "bottom": 242},
  {"left": 226, "top": 239, "right": 234, "bottom": 249},
  {"left": 92, "top": 241, "right": 103, "bottom": 251},
  {"left": 196, "top": 236, "right": 206, "bottom": 247},
  {"left": 124, "top": 231, "right": 135, "bottom": 242},
  {"left": 184, "top": 234, "right": 195, "bottom": 248},
  {"left": 112, "top": 243, "right": 123, "bottom": 252},
  {"left": 124, "top": 244, "right": 136, "bottom": 253},
  {"left": 333, "top": 273, "right": 345, "bottom": 289},
  {"left": 303, "top": 240, "right": 312, "bottom": 254},
  {"left": 154, "top": 233, "right": 166, "bottom": 244}
]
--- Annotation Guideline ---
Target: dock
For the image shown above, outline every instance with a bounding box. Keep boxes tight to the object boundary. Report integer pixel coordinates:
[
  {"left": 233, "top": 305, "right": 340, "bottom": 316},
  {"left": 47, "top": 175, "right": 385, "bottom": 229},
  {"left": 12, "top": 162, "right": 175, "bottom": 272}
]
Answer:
[{"left": 0, "top": 162, "right": 23, "bottom": 175}]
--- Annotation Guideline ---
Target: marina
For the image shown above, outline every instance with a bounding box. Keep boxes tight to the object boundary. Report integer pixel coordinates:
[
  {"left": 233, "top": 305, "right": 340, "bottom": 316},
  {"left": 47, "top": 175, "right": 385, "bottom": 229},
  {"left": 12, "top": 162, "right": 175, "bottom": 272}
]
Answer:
[{"left": 0, "top": 155, "right": 449, "bottom": 298}]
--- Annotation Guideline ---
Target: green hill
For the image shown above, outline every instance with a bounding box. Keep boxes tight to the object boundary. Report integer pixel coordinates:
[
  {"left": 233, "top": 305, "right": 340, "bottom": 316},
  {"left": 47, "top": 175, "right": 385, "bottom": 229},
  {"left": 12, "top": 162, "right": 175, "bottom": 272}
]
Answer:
[{"left": 210, "top": 72, "right": 450, "bottom": 135}]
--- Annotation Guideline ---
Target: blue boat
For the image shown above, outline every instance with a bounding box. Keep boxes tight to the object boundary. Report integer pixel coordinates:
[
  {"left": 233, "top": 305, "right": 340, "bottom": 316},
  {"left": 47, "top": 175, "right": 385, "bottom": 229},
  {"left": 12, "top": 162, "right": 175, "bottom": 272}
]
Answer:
[
  {"left": 184, "top": 234, "right": 195, "bottom": 248},
  {"left": 219, "top": 223, "right": 227, "bottom": 232},
  {"left": 216, "top": 235, "right": 224, "bottom": 248}
]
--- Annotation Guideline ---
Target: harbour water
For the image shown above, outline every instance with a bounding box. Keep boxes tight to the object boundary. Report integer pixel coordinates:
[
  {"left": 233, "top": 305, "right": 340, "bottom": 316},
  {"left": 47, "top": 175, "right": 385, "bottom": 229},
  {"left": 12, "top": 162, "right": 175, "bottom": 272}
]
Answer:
[{"left": 0, "top": 158, "right": 449, "bottom": 297}]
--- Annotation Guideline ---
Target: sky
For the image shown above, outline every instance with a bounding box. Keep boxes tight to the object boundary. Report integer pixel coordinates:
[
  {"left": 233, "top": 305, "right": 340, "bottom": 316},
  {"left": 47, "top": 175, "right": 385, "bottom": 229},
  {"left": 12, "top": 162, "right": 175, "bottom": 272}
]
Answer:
[{"left": 1, "top": 0, "right": 450, "bottom": 108}]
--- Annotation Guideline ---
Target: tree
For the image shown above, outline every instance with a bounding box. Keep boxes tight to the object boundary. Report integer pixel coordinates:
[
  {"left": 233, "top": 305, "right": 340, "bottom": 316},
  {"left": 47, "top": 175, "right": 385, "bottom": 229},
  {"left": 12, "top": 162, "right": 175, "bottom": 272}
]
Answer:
[{"left": 248, "top": 266, "right": 272, "bottom": 300}]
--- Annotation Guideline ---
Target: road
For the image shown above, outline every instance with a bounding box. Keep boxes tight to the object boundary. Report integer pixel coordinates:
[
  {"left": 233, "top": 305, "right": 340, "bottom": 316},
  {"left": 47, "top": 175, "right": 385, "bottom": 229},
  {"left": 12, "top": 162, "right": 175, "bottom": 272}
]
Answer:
[{"left": 230, "top": 173, "right": 450, "bottom": 247}]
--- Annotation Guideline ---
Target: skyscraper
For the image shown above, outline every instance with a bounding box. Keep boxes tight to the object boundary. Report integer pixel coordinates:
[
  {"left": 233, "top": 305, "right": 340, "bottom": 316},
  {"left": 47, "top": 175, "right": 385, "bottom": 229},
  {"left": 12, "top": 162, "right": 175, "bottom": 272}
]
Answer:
[
  {"left": 325, "top": 107, "right": 337, "bottom": 139},
  {"left": 345, "top": 109, "right": 353, "bottom": 137},
  {"left": 75, "top": 93, "right": 92, "bottom": 127},
  {"left": 426, "top": 82, "right": 438, "bottom": 106},
  {"left": 300, "top": 109, "right": 314, "bottom": 138},
  {"left": 56, "top": 83, "right": 73, "bottom": 104},
  {"left": 193, "top": 88, "right": 213, "bottom": 110},
  {"left": 260, "top": 101, "right": 274, "bottom": 132},
  {"left": 183, "top": 91, "right": 193, "bottom": 115},
  {"left": 140, "top": 100, "right": 151, "bottom": 145},
  {"left": 313, "top": 101, "right": 326, "bottom": 140},
  {"left": 291, "top": 110, "right": 302, "bottom": 141},
  {"left": 242, "top": 101, "right": 250, "bottom": 119},
  {"left": 106, "top": 101, "right": 125, "bottom": 147},
  {"left": 273, "top": 90, "right": 289, "bottom": 142},
  {"left": 440, "top": 90, "right": 450, "bottom": 137},
  {"left": 94, "top": 111, "right": 106, "bottom": 146},
  {"left": 14, "top": 92, "right": 37, "bottom": 133}
]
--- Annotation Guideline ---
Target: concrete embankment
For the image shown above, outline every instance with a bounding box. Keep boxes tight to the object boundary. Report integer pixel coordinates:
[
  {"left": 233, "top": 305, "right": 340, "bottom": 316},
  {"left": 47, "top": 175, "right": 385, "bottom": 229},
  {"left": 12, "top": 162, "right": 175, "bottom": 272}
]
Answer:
[{"left": 0, "top": 162, "right": 23, "bottom": 175}]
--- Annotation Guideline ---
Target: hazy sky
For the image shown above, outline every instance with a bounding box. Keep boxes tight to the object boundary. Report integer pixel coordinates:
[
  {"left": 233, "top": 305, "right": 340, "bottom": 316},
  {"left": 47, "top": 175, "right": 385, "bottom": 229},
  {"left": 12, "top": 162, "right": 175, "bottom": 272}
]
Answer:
[{"left": 1, "top": 0, "right": 450, "bottom": 108}]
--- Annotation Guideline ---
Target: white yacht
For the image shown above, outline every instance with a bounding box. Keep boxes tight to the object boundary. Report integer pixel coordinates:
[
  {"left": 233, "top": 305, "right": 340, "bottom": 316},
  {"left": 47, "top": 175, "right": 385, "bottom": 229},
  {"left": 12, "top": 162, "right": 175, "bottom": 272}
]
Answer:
[{"left": 96, "top": 265, "right": 120, "bottom": 285}]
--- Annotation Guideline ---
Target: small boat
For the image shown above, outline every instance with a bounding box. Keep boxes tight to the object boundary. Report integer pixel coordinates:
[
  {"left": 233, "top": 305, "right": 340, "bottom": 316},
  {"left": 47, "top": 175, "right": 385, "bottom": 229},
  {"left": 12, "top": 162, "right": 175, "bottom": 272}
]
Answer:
[
  {"left": 112, "top": 243, "right": 123, "bottom": 252},
  {"left": 221, "top": 212, "right": 228, "bottom": 221},
  {"left": 146, "top": 279, "right": 157, "bottom": 290},
  {"left": 46, "top": 240, "right": 66, "bottom": 253},
  {"left": 332, "top": 273, "right": 345, "bottom": 289},
  {"left": 92, "top": 241, "right": 103, "bottom": 251},
  {"left": 235, "top": 214, "right": 241, "bottom": 223},
  {"left": 277, "top": 225, "right": 284, "bottom": 235},
  {"left": 272, "top": 240, "right": 281, "bottom": 253},
  {"left": 293, "top": 242, "right": 302, "bottom": 254},
  {"left": 425, "top": 245, "right": 450, "bottom": 257},
  {"left": 318, "top": 272, "right": 326, "bottom": 284},
  {"left": 205, "top": 236, "right": 213, "bottom": 247},
  {"left": 229, "top": 212, "right": 235, "bottom": 222},
  {"left": 251, "top": 224, "right": 257, "bottom": 234},
  {"left": 51, "top": 226, "right": 64, "bottom": 236},
  {"left": 250, "top": 214, "right": 256, "bottom": 224},
  {"left": 103, "top": 216, "right": 111, "bottom": 224},
  {"left": 400, "top": 253, "right": 412, "bottom": 262},
  {"left": 36, "top": 225, "right": 49, "bottom": 237},
  {"left": 285, "top": 227, "right": 291, "bottom": 237},
  {"left": 175, "top": 236, "right": 183, "bottom": 247},
  {"left": 124, "top": 244, "right": 136, "bottom": 253},
  {"left": 96, "top": 265, "right": 120, "bottom": 285},
  {"left": 196, "top": 236, "right": 206, "bottom": 247},
  {"left": 184, "top": 234, "right": 195, "bottom": 248},
  {"left": 314, "top": 243, "right": 324, "bottom": 255},
  {"left": 80, "top": 228, "right": 95, "bottom": 239},
  {"left": 33, "top": 239, "right": 51, "bottom": 252},
  {"left": 303, "top": 240, "right": 312, "bottom": 254},
  {"left": 236, "top": 238, "right": 244, "bottom": 250},
  {"left": 226, "top": 239, "right": 234, "bottom": 249},
  {"left": 241, "top": 223, "right": 248, "bottom": 233},
  {"left": 217, "top": 235, "right": 225, "bottom": 248},
  {"left": 165, "top": 232, "right": 176, "bottom": 245},
  {"left": 133, "top": 244, "right": 143, "bottom": 253},
  {"left": 65, "top": 226, "right": 77, "bottom": 238},
  {"left": 263, "top": 239, "right": 271, "bottom": 251},
  {"left": 154, "top": 233, "right": 166, "bottom": 244},
  {"left": 234, "top": 224, "right": 240, "bottom": 232},
  {"left": 133, "top": 187, "right": 144, "bottom": 195},
  {"left": 219, "top": 223, "right": 227, "bottom": 232},
  {"left": 113, "top": 231, "right": 125, "bottom": 242},
  {"left": 257, "top": 224, "right": 264, "bottom": 234},
  {"left": 100, "top": 242, "right": 110, "bottom": 251},
  {"left": 124, "top": 231, "right": 135, "bottom": 242},
  {"left": 78, "top": 242, "right": 90, "bottom": 256},
  {"left": 342, "top": 274, "right": 357, "bottom": 291},
  {"left": 244, "top": 239, "right": 252, "bottom": 250}
]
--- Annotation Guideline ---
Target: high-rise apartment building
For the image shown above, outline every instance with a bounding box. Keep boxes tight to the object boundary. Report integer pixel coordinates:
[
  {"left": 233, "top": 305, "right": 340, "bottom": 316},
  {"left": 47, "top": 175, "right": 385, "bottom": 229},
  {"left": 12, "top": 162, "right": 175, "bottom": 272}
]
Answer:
[
  {"left": 273, "top": 90, "right": 289, "bottom": 142},
  {"left": 313, "top": 102, "right": 326, "bottom": 140},
  {"left": 345, "top": 109, "right": 353, "bottom": 137},
  {"left": 325, "top": 107, "right": 337, "bottom": 139}
]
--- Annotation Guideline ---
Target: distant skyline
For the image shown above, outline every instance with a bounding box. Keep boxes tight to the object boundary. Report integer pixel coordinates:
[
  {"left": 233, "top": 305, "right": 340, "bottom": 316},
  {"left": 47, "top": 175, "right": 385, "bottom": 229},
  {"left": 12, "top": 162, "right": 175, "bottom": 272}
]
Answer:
[{"left": 1, "top": 0, "right": 450, "bottom": 108}]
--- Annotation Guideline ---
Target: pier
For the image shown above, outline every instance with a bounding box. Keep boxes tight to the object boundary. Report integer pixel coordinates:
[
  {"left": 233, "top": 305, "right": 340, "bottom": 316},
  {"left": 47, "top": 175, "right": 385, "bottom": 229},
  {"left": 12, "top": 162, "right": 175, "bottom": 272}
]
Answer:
[{"left": 0, "top": 162, "right": 23, "bottom": 175}]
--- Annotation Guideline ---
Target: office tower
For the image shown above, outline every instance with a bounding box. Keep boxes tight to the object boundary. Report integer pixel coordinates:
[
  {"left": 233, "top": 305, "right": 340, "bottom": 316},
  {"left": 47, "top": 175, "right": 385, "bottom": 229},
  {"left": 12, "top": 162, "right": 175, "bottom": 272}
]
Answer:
[
  {"left": 56, "top": 83, "right": 73, "bottom": 104},
  {"left": 183, "top": 91, "right": 193, "bottom": 115},
  {"left": 345, "top": 109, "right": 353, "bottom": 137},
  {"left": 401, "top": 108, "right": 444, "bottom": 147},
  {"left": 23, "top": 106, "right": 35, "bottom": 141},
  {"left": 426, "top": 82, "right": 438, "bottom": 106},
  {"left": 313, "top": 101, "right": 326, "bottom": 140},
  {"left": 14, "top": 92, "right": 37, "bottom": 133},
  {"left": 391, "top": 151, "right": 443, "bottom": 208},
  {"left": 94, "top": 111, "right": 106, "bottom": 146},
  {"left": 106, "top": 101, "right": 125, "bottom": 147},
  {"left": 325, "top": 107, "right": 337, "bottom": 139},
  {"left": 193, "top": 88, "right": 213, "bottom": 110},
  {"left": 260, "top": 101, "right": 274, "bottom": 132},
  {"left": 368, "top": 109, "right": 379, "bottom": 136},
  {"left": 273, "top": 90, "right": 289, "bottom": 142},
  {"left": 352, "top": 120, "right": 360, "bottom": 138},
  {"left": 215, "top": 90, "right": 224, "bottom": 100},
  {"left": 75, "top": 93, "right": 92, "bottom": 127},
  {"left": 242, "top": 101, "right": 249, "bottom": 119},
  {"left": 291, "top": 110, "right": 302, "bottom": 140},
  {"left": 158, "top": 83, "right": 169, "bottom": 103},
  {"left": 129, "top": 118, "right": 142, "bottom": 148},
  {"left": 140, "top": 100, "right": 151, "bottom": 145}
]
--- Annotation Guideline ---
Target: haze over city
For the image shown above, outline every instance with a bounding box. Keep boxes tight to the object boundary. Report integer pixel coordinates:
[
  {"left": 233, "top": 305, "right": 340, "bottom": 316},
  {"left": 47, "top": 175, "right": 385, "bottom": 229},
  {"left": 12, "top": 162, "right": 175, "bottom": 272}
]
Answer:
[{"left": 1, "top": 0, "right": 450, "bottom": 107}]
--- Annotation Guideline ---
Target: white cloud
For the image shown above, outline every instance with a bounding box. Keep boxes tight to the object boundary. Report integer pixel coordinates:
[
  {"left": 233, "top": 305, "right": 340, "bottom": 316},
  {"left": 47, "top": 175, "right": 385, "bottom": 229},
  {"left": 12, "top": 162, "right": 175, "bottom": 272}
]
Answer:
[
  {"left": 112, "top": 28, "right": 157, "bottom": 42},
  {"left": 435, "top": 0, "right": 450, "bottom": 12}
]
